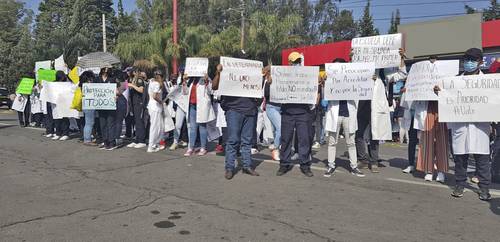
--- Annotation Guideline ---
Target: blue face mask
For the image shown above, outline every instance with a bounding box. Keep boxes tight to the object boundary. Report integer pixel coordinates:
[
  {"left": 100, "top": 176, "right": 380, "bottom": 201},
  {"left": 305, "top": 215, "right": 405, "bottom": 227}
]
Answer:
[{"left": 463, "top": 60, "right": 479, "bottom": 73}]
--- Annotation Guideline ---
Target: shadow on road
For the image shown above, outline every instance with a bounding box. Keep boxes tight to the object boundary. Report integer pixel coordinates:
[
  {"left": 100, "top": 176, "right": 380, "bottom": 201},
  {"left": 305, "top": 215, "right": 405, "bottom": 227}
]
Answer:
[
  {"left": 0, "top": 125, "right": 15, "bottom": 129},
  {"left": 0, "top": 118, "right": 17, "bottom": 122}
]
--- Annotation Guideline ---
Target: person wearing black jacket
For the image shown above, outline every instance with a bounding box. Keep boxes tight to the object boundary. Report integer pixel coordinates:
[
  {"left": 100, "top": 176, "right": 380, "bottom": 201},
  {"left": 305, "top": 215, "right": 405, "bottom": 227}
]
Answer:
[
  {"left": 97, "top": 67, "right": 118, "bottom": 150},
  {"left": 213, "top": 64, "right": 261, "bottom": 180}
]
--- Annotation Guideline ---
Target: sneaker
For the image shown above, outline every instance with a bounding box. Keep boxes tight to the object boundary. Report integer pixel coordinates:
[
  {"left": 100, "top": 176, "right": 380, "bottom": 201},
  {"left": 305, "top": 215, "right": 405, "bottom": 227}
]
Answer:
[
  {"left": 251, "top": 148, "right": 259, "bottom": 155},
  {"left": 158, "top": 145, "right": 166, "bottom": 150},
  {"left": 478, "top": 189, "right": 492, "bottom": 201},
  {"left": 179, "top": 141, "right": 188, "bottom": 147},
  {"left": 198, "top": 148, "right": 208, "bottom": 156},
  {"left": 451, "top": 186, "right": 464, "bottom": 198},
  {"left": 471, "top": 176, "right": 479, "bottom": 184},
  {"left": 351, "top": 168, "right": 365, "bottom": 177},
  {"left": 268, "top": 144, "right": 276, "bottom": 150},
  {"left": 127, "top": 142, "right": 137, "bottom": 148},
  {"left": 59, "top": 135, "right": 70, "bottom": 141},
  {"left": 272, "top": 150, "right": 280, "bottom": 161},
  {"left": 215, "top": 144, "right": 224, "bottom": 153},
  {"left": 436, "top": 172, "right": 445, "bottom": 183},
  {"left": 324, "top": 167, "right": 336, "bottom": 178},
  {"left": 311, "top": 142, "right": 321, "bottom": 149},
  {"left": 358, "top": 162, "right": 369, "bottom": 170},
  {"left": 105, "top": 145, "right": 118, "bottom": 151},
  {"left": 291, "top": 153, "right": 299, "bottom": 161},
  {"left": 402, "top": 166, "right": 415, "bottom": 174},
  {"left": 300, "top": 167, "right": 314, "bottom": 177},
  {"left": 424, "top": 173, "right": 433, "bottom": 182},
  {"left": 276, "top": 165, "right": 293, "bottom": 176},
  {"left": 98, "top": 143, "right": 106, "bottom": 149},
  {"left": 45, "top": 133, "right": 54, "bottom": 138},
  {"left": 51, "top": 135, "right": 61, "bottom": 140},
  {"left": 184, "top": 149, "right": 194, "bottom": 157},
  {"left": 133, "top": 143, "right": 147, "bottom": 149},
  {"left": 169, "top": 142, "right": 178, "bottom": 150},
  {"left": 370, "top": 163, "right": 379, "bottom": 173},
  {"left": 147, "top": 147, "right": 160, "bottom": 153}
]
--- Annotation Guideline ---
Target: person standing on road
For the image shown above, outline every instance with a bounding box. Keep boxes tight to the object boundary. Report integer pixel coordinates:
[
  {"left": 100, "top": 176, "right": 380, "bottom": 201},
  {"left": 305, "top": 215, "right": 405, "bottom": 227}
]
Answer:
[
  {"left": 125, "top": 69, "right": 147, "bottom": 149},
  {"left": 263, "top": 65, "right": 282, "bottom": 161},
  {"left": 323, "top": 58, "right": 365, "bottom": 178},
  {"left": 51, "top": 71, "right": 71, "bottom": 141},
  {"left": 80, "top": 71, "right": 98, "bottom": 146},
  {"left": 146, "top": 70, "right": 165, "bottom": 153},
  {"left": 435, "top": 48, "right": 492, "bottom": 201},
  {"left": 212, "top": 63, "right": 261, "bottom": 180},
  {"left": 97, "top": 68, "right": 118, "bottom": 150}
]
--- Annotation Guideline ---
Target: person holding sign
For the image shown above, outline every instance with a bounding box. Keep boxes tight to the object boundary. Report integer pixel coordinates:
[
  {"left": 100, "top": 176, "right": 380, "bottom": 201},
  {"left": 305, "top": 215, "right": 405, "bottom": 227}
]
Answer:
[
  {"left": 146, "top": 71, "right": 166, "bottom": 153},
  {"left": 323, "top": 58, "right": 365, "bottom": 178},
  {"left": 97, "top": 68, "right": 118, "bottom": 150},
  {"left": 51, "top": 71, "right": 71, "bottom": 141},
  {"left": 435, "top": 48, "right": 492, "bottom": 201},
  {"left": 355, "top": 49, "right": 406, "bottom": 173},
  {"left": 80, "top": 71, "right": 98, "bottom": 146},
  {"left": 213, "top": 63, "right": 261, "bottom": 180}
]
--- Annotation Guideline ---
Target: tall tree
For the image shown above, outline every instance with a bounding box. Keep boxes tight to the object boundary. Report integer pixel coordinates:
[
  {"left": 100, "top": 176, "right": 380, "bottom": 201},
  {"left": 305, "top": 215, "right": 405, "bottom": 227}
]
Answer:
[
  {"left": 358, "top": 0, "right": 379, "bottom": 37},
  {"left": 330, "top": 10, "right": 357, "bottom": 41},
  {"left": 388, "top": 9, "right": 400, "bottom": 34},
  {"left": 483, "top": 0, "right": 499, "bottom": 21}
]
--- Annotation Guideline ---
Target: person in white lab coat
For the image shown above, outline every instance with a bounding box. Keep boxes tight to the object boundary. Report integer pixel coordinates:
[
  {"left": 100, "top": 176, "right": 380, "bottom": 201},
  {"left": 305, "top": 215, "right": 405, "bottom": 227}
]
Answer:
[
  {"left": 146, "top": 71, "right": 165, "bottom": 153},
  {"left": 355, "top": 49, "right": 407, "bottom": 173},
  {"left": 323, "top": 58, "right": 365, "bottom": 178},
  {"left": 435, "top": 48, "right": 492, "bottom": 201}
]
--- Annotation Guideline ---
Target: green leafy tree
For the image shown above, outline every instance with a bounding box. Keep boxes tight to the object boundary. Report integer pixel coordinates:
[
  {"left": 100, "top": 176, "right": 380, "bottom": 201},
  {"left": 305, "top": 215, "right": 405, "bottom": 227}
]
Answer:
[
  {"left": 388, "top": 9, "right": 400, "bottom": 34},
  {"left": 330, "top": 10, "right": 357, "bottom": 41},
  {"left": 483, "top": 0, "right": 499, "bottom": 21},
  {"left": 358, "top": 0, "right": 379, "bottom": 37}
]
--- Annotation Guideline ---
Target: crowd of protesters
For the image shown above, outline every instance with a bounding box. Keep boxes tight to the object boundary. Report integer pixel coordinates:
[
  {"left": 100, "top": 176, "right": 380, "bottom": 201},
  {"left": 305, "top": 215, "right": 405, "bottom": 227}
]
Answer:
[{"left": 11, "top": 47, "right": 500, "bottom": 201}]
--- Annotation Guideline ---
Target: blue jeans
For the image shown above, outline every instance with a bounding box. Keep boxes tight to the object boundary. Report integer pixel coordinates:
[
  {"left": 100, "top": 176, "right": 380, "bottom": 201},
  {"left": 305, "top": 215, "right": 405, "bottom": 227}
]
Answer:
[
  {"left": 266, "top": 104, "right": 281, "bottom": 148},
  {"left": 225, "top": 110, "right": 257, "bottom": 171},
  {"left": 188, "top": 104, "right": 207, "bottom": 149},
  {"left": 83, "top": 110, "right": 95, "bottom": 143}
]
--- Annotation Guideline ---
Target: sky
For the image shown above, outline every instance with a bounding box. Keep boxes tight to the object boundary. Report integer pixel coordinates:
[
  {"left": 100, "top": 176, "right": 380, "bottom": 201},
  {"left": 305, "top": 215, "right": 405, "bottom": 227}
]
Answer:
[{"left": 23, "top": 0, "right": 492, "bottom": 34}]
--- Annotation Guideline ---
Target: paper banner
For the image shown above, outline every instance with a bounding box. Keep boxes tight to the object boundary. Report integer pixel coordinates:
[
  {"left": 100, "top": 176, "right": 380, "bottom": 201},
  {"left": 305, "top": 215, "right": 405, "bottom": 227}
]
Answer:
[
  {"left": 37, "top": 69, "right": 57, "bottom": 82},
  {"left": 217, "top": 56, "right": 264, "bottom": 98},
  {"left": 351, "top": 33, "right": 402, "bottom": 69},
  {"left": 16, "top": 78, "right": 35, "bottom": 95},
  {"left": 185, "top": 57, "right": 209, "bottom": 77},
  {"left": 324, "top": 62, "right": 375, "bottom": 100},
  {"left": 82, "top": 83, "right": 117, "bottom": 110},
  {"left": 270, "top": 66, "right": 319, "bottom": 104}
]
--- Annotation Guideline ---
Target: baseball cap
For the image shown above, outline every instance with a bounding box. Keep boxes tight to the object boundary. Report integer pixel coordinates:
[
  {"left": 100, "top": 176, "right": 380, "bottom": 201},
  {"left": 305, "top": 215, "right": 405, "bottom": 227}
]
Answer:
[
  {"left": 464, "top": 48, "right": 483, "bottom": 60},
  {"left": 288, "top": 52, "right": 302, "bottom": 63}
]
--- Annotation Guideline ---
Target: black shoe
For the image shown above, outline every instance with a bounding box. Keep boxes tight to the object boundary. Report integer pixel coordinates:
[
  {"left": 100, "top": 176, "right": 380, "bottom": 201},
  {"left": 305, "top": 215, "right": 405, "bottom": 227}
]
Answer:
[
  {"left": 323, "top": 167, "right": 336, "bottom": 178},
  {"left": 451, "top": 186, "right": 464, "bottom": 198},
  {"left": 242, "top": 168, "right": 260, "bottom": 176},
  {"left": 300, "top": 167, "right": 313, "bottom": 177},
  {"left": 276, "top": 165, "right": 293, "bottom": 176},
  {"left": 479, "top": 189, "right": 492, "bottom": 201},
  {"left": 351, "top": 167, "right": 366, "bottom": 177},
  {"left": 225, "top": 170, "right": 234, "bottom": 180}
]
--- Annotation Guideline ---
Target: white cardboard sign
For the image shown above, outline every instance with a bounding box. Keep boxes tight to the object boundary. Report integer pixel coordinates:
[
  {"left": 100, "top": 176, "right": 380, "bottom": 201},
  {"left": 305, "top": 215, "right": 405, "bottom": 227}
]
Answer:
[
  {"left": 185, "top": 57, "right": 209, "bottom": 77},
  {"left": 217, "top": 56, "right": 264, "bottom": 98},
  {"left": 351, "top": 33, "right": 402, "bottom": 69},
  {"left": 270, "top": 66, "right": 319, "bottom": 104},
  {"left": 405, "top": 60, "right": 459, "bottom": 101},
  {"left": 324, "top": 62, "right": 375, "bottom": 100}
]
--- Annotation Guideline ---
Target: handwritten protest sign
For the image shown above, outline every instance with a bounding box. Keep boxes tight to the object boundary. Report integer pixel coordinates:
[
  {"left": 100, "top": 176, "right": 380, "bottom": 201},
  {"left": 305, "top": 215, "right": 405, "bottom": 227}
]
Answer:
[
  {"left": 324, "top": 62, "right": 375, "bottom": 100},
  {"left": 11, "top": 95, "right": 28, "bottom": 112},
  {"left": 37, "top": 69, "right": 57, "bottom": 82},
  {"left": 405, "top": 60, "right": 459, "bottom": 101},
  {"left": 270, "top": 66, "right": 319, "bottom": 104},
  {"left": 217, "top": 56, "right": 264, "bottom": 98},
  {"left": 39, "top": 81, "right": 79, "bottom": 118},
  {"left": 185, "top": 58, "right": 209, "bottom": 77},
  {"left": 438, "top": 73, "right": 500, "bottom": 122},
  {"left": 167, "top": 85, "right": 189, "bottom": 113},
  {"left": 35, "top": 60, "right": 51, "bottom": 72},
  {"left": 16, "top": 78, "right": 35, "bottom": 95},
  {"left": 82, "top": 83, "right": 116, "bottom": 110},
  {"left": 351, "top": 33, "right": 402, "bottom": 69}
]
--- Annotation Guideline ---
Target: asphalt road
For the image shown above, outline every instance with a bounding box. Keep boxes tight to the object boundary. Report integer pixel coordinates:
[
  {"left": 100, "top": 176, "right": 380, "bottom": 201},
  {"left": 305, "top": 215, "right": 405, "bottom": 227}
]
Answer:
[{"left": 1, "top": 109, "right": 499, "bottom": 242}]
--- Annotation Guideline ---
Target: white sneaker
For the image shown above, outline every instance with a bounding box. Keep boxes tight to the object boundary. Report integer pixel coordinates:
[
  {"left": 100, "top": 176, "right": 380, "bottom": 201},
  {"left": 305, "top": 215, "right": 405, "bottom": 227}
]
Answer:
[
  {"left": 251, "top": 148, "right": 259, "bottom": 155},
  {"left": 126, "top": 142, "right": 137, "bottom": 148},
  {"left": 147, "top": 147, "right": 160, "bottom": 153},
  {"left": 402, "top": 166, "right": 415, "bottom": 174},
  {"left": 134, "top": 143, "right": 147, "bottom": 149},
  {"left": 424, "top": 173, "right": 433, "bottom": 182},
  {"left": 312, "top": 142, "right": 321, "bottom": 149},
  {"left": 291, "top": 153, "right": 299, "bottom": 161},
  {"left": 179, "top": 141, "right": 188, "bottom": 147},
  {"left": 169, "top": 142, "right": 178, "bottom": 150},
  {"left": 268, "top": 144, "right": 276, "bottom": 150},
  {"left": 436, "top": 172, "right": 445, "bottom": 183},
  {"left": 45, "top": 134, "right": 54, "bottom": 138},
  {"left": 59, "top": 135, "right": 69, "bottom": 141},
  {"left": 272, "top": 150, "right": 280, "bottom": 161},
  {"left": 51, "top": 135, "right": 60, "bottom": 140}
]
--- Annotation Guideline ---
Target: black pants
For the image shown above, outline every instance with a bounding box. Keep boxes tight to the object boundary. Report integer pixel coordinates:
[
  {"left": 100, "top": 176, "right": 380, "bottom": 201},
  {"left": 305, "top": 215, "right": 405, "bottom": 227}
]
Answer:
[
  {"left": 408, "top": 117, "right": 419, "bottom": 166},
  {"left": 125, "top": 114, "right": 134, "bottom": 138},
  {"left": 115, "top": 96, "right": 127, "bottom": 139},
  {"left": 454, "top": 154, "right": 491, "bottom": 190},
  {"left": 131, "top": 103, "right": 146, "bottom": 144},
  {"left": 45, "top": 103, "right": 54, "bottom": 134},
  {"left": 280, "top": 112, "right": 312, "bottom": 168},
  {"left": 54, "top": 118, "right": 70, "bottom": 136},
  {"left": 355, "top": 116, "right": 379, "bottom": 164},
  {"left": 32, "top": 113, "right": 44, "bottom": 127},
  {"left": 99, "top": 110, "right": 117, "bottom": 146},
  {"left": 17, "top": 98, "right": 31, "bottom": 126}
]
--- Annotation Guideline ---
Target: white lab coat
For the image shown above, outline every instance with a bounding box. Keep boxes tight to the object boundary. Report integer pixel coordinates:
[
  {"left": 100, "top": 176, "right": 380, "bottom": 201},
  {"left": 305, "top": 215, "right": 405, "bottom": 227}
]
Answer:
[
  {"left": 447, "top": 71, "right": 490, "bottom": 155},
  {"left": 324, "top": 100, "right": 358, "bottom": 133},
  {"left": 412, "top": 101, "right": 428, "bottom": 131},
  {"left": 371, "top": 78, "right": 392, "bottom": 140},
  {"left": 185, "top": 78, "right": 216, "bottom": 124}
]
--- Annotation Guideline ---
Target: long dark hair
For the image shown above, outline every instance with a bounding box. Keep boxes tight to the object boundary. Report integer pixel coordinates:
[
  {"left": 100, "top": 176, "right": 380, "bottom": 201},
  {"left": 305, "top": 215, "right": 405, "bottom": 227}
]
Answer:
[{"left": 55, "top": 71, "right": 67, "bottom": 82}]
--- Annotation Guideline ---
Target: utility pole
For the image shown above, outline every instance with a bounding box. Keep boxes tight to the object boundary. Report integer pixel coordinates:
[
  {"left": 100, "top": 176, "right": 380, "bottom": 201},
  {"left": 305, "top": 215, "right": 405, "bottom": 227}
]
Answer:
[
  {"left": 172, "top": 0, "right": 178, "bottom": 75},
  {"left": 240, "top": 0, "right": 245, "bottom": 53},
  {"left": 102, "top": 14, "right": 107, "bottom": 52}
]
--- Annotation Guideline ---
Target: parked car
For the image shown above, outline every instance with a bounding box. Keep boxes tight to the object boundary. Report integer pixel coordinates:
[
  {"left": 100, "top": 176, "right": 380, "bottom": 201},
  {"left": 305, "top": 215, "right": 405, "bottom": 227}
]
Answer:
[{"left": 0, "top": 88, "right": 12, "bottom": 108}]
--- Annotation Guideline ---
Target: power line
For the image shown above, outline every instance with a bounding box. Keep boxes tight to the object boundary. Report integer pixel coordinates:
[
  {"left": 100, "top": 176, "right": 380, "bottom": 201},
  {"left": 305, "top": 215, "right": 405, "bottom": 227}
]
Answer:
[{"left": 338, "top": 0, "right": 489, "bottom": 8}]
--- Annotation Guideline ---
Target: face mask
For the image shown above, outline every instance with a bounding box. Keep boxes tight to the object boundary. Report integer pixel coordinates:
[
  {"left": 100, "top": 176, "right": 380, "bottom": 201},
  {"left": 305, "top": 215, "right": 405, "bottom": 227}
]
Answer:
[{"left": 463, "top": 60, "right": 479, "bottom": 73}]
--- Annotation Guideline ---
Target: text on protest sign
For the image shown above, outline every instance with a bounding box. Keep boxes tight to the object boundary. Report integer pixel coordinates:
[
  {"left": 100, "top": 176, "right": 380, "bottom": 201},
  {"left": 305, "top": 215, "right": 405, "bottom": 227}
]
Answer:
[
  {"left": 270, "top": 66, "right": 319, "bottom": 104},
  {"left": 16, "top": 78, "right": 35, "bottom": 95},
  {"left": 405, "top": 60, "right": 459, "bottom": 101},
  {"left": 324, "top": 62, "right": 375, "bottom": 100},
  {"left": 185, "top": 58, "right": 209, "bottom": 77},
  {"left": 82, "top": 83, "right": 116, "bottom": 110},
  {"left": 167, "top": 85, "right": 189, "bottom": 113},
  {"left": 37, "top": 69, "right": 57, "bottom": 82},
  {"left": 351, "top": 33, "right": 402, "bottom": 69},
  {"left": 438, "top": 73, "right": 500, "bottom": 122},
  {"left": 217, "top": 56, "right": 264, "bottom": 98}
]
